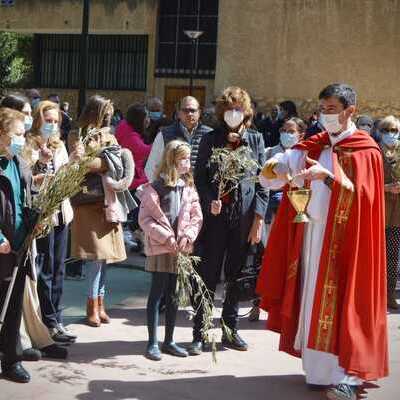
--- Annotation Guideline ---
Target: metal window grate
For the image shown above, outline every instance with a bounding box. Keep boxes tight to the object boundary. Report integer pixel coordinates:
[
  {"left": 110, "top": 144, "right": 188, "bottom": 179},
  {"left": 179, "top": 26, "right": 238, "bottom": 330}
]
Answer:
[
  {"left": 156, "top": 0, "right": 218, "bottom": 79},
  {"left": 34, "top": 34, "right": 148, "bottom": 91}
]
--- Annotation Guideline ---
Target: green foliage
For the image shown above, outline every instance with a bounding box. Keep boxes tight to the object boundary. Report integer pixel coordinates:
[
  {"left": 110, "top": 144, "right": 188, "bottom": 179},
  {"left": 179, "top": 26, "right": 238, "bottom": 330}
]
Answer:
[{"left": 0, "top": 31, "right": 33, "bottom": 90}]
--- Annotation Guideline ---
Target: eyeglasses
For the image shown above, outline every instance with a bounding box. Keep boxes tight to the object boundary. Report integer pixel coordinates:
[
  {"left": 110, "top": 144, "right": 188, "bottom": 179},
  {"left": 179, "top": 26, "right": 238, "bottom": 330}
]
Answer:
[
  {"left": 181, "top": 108, "right": 199, "bottom": 114},
  {"left": 382, "top": 128, "right": 399, "bottom": 134}
]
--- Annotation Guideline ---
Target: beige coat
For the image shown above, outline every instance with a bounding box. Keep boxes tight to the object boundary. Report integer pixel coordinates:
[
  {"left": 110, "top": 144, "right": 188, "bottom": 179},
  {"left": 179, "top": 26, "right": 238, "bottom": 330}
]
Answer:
[
  {"left": 71, "top": 201, "right": 126, "bottom": 264},
  {"left": 69, "top": 128, "right": 126, "bottom": 264}
]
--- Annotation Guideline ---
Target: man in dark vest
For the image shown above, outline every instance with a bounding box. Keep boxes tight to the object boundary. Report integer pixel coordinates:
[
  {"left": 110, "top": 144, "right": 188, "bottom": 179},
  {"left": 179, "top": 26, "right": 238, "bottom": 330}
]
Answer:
[{"left": 145, "top": 96, "right": 212, "bottom": 182}]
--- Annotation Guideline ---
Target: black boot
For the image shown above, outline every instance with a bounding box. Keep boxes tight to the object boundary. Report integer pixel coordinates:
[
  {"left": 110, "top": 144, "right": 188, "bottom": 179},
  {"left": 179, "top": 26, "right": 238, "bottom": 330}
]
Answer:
[
  {"left": 221, "top": 330, "right": 248, "bottom": 351},
  {"left": 22, "top": 348, "right": 42, "bottom": 362},
  {"left": 41, "top": 344, "right": 68, "bottom": 359}
]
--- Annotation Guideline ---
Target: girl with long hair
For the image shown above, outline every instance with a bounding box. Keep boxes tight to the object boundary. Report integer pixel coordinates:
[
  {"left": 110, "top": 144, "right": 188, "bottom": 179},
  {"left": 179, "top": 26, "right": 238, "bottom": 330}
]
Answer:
[{"left": 139, "top": 140, "right": 203, "bottom": 361}]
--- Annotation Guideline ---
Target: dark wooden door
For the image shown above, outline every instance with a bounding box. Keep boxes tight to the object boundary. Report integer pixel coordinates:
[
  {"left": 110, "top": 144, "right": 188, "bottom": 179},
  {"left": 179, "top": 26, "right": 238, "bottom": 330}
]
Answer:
[{"left": 164, "top": 86, "right": 206, "bottom": 118}]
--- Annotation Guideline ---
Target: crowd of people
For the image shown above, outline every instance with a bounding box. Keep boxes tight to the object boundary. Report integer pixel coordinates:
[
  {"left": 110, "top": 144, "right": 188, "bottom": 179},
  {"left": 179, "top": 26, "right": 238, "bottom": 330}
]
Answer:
[{"left": 0, "top": 83, "right": 397, "bottom": 400}]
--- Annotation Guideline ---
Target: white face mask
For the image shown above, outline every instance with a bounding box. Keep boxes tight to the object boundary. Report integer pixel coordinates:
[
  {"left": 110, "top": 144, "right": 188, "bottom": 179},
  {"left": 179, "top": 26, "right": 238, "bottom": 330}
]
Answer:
[
  {"left": 280, "top": 132, "right": 299, "bottom": 149},
  {"left": 319, "top": 113, "right": 342, "bottom": 134},
  {"left": 177, "top": 158, "right": 190, "bottom": 175},
  {"left": 224, "top": 110, "right": 244, "bottom": 129}
]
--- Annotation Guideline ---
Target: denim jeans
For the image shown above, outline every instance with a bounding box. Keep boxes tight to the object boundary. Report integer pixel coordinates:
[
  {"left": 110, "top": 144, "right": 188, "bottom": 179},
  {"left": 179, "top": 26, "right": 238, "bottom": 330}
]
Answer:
[
  {"left": 86, "top": 261, "right": 107, "bottom": 299},
  {"left": 37, "top": 224, "right": 68, "bottom": 329}
]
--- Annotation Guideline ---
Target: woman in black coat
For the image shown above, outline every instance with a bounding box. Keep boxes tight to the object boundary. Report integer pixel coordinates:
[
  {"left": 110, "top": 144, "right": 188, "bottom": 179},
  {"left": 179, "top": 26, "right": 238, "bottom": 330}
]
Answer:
[{"left": 189, "top": 87, "right": 268, "bottom": 355}]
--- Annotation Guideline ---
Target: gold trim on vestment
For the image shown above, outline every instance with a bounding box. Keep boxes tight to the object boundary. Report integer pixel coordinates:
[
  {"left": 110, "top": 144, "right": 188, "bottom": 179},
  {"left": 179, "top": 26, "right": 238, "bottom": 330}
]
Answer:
[
  {"left": 315, "top": 150, "right": 354, "bottom": 352},
  {"left": 287, "top": 260, "right": 299, "bottom": 281}
]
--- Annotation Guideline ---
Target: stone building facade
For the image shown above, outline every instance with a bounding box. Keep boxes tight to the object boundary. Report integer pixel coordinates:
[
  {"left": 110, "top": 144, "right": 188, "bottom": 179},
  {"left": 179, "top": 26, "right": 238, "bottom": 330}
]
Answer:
[{"left": 1, "top": 0, "right": 399, "bottom": 119}]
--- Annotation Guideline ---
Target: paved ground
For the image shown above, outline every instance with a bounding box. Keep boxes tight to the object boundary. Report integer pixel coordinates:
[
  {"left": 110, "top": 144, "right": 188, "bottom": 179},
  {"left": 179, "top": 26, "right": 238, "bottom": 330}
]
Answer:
[{"left": 1, "top": 255, "right": 399, "bottom": 400}]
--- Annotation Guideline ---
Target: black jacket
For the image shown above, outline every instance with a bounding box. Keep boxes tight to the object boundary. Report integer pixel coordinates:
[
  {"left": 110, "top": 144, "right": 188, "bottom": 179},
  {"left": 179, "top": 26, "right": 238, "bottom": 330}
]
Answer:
[
  {"left": 194, "top": 127, "right": 269, "bottom": 221},
  {"left": 161, "top": 122, "right": 212, "bottom": 169},
  {"left": 0, "top": 156, "right": 34, "bottom": 281}
]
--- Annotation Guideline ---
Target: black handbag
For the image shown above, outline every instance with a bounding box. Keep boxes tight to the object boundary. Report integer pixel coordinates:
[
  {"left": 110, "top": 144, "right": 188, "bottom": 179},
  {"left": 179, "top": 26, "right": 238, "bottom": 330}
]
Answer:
[
  {"left": 70, "top": 173, "right": 104, "bottom": 207},
  {"left": 233, "top": 244, "right": 263, "bottom": 302}
]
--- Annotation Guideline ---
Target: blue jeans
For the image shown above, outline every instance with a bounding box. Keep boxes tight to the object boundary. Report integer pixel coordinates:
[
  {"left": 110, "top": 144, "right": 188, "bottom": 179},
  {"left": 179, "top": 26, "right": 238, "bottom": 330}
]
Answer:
[
  {"left": 86, "top": 261, "right": 107, "bottom": 299},
  {"left": 37, "top": 224, "right": 68, "bottom": 328}
]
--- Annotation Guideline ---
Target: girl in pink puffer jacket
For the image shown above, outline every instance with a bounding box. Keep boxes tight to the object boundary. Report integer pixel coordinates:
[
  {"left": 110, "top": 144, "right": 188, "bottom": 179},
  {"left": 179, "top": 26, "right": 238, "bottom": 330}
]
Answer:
[{"left": 138, "top": 140, "right": 203, "bottom": 361}]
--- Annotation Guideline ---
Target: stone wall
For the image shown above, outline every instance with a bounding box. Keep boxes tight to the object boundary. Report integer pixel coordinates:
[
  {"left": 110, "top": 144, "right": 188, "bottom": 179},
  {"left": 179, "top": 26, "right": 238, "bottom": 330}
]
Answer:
[
  {"left": 0, "top": 0, "right": 158, "bottom": 34},
  {"left": 216, "top": 0, "right": 400, "bottom": 119}
]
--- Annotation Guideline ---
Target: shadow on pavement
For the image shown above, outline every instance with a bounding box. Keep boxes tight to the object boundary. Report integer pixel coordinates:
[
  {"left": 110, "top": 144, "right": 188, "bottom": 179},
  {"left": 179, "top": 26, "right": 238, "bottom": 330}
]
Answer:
[
  {"left": 75, "top": 374, "right": 326, "bottom": 400},
  {"left": 69, "top": 340, "right": 149, "bottom": 362}
]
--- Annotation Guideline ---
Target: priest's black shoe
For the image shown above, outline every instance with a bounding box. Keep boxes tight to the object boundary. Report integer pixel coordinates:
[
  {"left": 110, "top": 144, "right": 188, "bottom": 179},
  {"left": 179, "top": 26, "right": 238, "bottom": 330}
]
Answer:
[
  {"left": 221, "top": 331, "right": 248, "bottom": 351},
  {"left": 1, "top": 362, "right": 31, "bottom": 383}
]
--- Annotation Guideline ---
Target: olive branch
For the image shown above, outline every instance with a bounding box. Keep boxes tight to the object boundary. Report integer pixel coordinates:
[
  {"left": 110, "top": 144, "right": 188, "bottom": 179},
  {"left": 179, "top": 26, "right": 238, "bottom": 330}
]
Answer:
[{"left": 210, "top": 146, "right": 259, "bottom": 200}]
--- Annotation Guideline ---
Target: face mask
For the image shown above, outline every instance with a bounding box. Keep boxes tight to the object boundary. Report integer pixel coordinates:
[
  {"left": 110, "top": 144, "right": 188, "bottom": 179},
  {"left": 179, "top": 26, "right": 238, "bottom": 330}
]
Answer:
[
  {"left": 319, "top": 113, "right": 342, "bottom": 134},
  {"left": 31, "top": 98, "right": 41, "bottom": 109},
  {"left": 40, "top": 122, "right": 58, "bottom": 139},
  {"left": 381, "top": 132, "right": 399, "bottom": 147},
  {"left": 10, "top": 135, "right": 26, "bottom": 156},
  {"left": 224, "top": 110, "right": 244, "bottom": 129},
  {"left": 277, "top": 110, "right": 285, "bottom": 121},
  {"left": 149, "top": 111, "right": 162, "bottom": 120},
  {"left": 177, "top": 158, "right": 191, "bottom": 175},
  {"left": 280, "top": 132, "right": 299, "bottom": 149},
  {"left": 24, "top": 116, "right": 33, "bottom": 132}
]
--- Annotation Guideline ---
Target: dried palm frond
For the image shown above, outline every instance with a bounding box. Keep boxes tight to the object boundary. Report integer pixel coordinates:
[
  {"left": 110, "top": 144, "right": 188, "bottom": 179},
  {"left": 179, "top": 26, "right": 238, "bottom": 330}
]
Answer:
[
  {"left": 19, "top": 147, "right": 98, "bottom": 258},
  {"left": 176, "top": 253, "right": 232, "bottom": 363},
  {"left": 210, "top": 146, "right": 259, "bottom": 199}
]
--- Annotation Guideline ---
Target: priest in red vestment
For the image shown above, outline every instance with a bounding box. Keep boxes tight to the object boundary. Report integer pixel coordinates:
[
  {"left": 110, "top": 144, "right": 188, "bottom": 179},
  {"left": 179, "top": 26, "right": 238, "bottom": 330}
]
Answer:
[{"left": 257, "top": 83, "right": 388, "bottom": 400}]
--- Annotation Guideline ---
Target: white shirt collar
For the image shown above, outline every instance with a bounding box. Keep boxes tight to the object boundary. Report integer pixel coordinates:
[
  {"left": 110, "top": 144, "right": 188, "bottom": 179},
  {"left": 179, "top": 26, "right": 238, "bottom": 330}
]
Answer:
[{"left": 329, "top": 122, "right": 357, "bottom": 146}]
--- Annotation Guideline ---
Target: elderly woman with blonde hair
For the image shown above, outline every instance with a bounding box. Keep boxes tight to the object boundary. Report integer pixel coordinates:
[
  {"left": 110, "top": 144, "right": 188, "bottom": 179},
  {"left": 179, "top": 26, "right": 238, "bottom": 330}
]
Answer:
[
  {"left": 379, "top": 115, "right": 400, "bottom": 310},
  {"left": 23, "top": 100, "right": 77, "bottom": 344}
]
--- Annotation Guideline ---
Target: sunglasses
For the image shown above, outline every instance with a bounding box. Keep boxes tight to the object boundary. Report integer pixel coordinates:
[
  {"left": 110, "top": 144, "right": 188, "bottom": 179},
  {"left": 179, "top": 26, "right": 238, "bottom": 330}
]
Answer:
[
  {"left": 382, "top": 128, "right": 399, "bottom": 134},
  {"left": 181, "top": 108, "right": 199, "bottom": 114}
]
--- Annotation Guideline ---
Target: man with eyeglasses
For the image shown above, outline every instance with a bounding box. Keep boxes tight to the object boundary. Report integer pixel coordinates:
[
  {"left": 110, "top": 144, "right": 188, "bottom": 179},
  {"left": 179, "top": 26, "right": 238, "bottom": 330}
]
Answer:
[{"left": 145, "top": 96, "right": 212, "bottom": 182}]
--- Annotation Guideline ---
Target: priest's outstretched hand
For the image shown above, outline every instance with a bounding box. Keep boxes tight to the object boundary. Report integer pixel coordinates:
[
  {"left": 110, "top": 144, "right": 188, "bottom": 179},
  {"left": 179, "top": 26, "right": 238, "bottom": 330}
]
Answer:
[{"left": 295, "top": 157, "right": 333, "bottom": 181}]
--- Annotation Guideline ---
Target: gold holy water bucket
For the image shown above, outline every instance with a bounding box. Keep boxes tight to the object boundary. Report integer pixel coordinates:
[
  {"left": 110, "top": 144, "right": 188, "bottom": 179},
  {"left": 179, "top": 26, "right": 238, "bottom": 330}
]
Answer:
[{"left": 287, "top": 189, "right": 312, "bottom": 223}]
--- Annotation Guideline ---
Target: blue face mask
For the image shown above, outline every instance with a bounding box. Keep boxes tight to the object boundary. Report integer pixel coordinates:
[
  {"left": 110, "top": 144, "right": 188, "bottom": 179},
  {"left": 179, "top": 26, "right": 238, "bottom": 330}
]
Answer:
[
  {"left": 381, "top": 131, "right": 399, "bottom": 147},
  {"left": 24, "top": 116, "right": 33, "bottom": 132},
  {"left": 10, "top": 135, "right": 26, "bottom": 156},
  {"left": 40, "top": 122, "right": 59, "bottom": 139},
  {"left": 148, "top": 111, "right": 162, "bottom": 120},
  {"left": 31, "top": 98, "right": 41, "bottom": 109},
  {"left": 280, "top": 132, "right": 299, "bottom": 149}
]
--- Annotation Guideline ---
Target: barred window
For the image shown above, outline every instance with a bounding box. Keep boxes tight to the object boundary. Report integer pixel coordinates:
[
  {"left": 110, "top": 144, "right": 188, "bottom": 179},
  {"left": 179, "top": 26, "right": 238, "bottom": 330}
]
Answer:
[
  {"left": 34, "top": 34, "right": 148, "bottom": 91},
  {"left": 156, "top": 0, "right": 218, "bottom": 79}
]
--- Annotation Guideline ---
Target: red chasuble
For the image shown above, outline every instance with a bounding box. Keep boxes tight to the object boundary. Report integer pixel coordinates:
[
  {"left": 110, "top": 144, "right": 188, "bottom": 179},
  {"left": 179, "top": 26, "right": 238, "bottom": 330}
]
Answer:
[{"left": 257, "top": 130, "right": 389, "bottom": 381}]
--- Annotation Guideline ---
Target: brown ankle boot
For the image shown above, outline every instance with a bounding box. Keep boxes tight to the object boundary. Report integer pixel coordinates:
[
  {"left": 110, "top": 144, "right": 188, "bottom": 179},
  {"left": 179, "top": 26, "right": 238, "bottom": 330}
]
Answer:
[
  {"left": 86, "top": 298, "right": 101, "bottom": 327},
  {"left": 98, "top": 296, "right": 111, "bottom": 324}
]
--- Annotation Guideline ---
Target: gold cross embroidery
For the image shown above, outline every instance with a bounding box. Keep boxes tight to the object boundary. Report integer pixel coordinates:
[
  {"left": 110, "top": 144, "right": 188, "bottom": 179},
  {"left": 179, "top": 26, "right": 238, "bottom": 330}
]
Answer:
[
  {"left": 329, "top": 244, "right": 338, "bottom": 259},
  {"left": 325, "top": 280, "right": 337, "bottom": 295},
  {"left": 319, "top": 315, "right": 333, "bottom": 330},
  {"left": 335, "top": 209, "right": 348, "bottom": 224}
]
